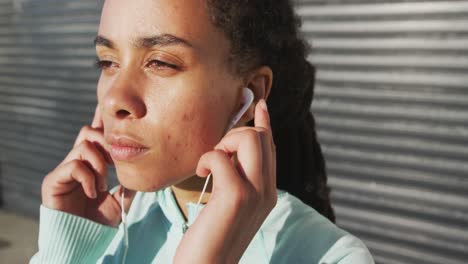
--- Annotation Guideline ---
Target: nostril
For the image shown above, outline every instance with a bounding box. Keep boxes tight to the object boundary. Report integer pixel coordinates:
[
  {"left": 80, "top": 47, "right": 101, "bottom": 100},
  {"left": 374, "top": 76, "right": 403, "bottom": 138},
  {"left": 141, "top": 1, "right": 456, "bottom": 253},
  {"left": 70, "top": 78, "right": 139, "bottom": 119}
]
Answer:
[{"left": 116, "top": 109, "right": 131, "bottom": 118}]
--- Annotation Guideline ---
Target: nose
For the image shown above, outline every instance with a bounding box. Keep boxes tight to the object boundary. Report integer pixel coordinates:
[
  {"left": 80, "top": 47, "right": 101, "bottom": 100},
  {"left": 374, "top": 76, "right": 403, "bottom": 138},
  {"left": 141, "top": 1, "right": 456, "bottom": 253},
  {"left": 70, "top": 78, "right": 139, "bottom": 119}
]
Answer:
[{"left": 101, "top": 72, "right": 147, "bottom": 120}]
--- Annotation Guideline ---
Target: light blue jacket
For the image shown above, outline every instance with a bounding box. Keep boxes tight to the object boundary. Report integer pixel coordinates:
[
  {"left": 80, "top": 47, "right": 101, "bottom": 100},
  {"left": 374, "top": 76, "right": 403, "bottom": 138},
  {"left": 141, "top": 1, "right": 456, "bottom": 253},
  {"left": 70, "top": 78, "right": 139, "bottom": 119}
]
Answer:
[{"left": 30, "top": 187, "right": 374, "bottom": 263}]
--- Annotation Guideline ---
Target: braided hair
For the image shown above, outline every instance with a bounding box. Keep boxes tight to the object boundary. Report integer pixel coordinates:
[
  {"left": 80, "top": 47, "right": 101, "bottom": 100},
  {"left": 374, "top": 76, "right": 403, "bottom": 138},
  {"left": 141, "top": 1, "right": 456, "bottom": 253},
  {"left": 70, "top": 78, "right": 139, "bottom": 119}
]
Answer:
[{"left": 206, "top": 0, "right": 336, "bottom": 222}]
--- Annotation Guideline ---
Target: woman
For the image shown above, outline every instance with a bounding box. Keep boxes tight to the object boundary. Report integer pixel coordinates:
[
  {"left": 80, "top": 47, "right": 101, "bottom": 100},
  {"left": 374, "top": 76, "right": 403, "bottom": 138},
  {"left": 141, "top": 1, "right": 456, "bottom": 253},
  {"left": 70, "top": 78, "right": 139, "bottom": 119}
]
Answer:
[{"left": 31, "top": 0, "right": 374, "bottom": 263}]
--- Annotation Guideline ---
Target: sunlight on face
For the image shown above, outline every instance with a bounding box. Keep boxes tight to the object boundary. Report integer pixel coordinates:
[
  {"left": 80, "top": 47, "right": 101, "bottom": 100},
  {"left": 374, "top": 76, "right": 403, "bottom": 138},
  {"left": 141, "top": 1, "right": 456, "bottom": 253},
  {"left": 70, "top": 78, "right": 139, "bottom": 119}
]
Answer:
[{"left": 96, "top": 0, "right": 243, "bottom": 191}]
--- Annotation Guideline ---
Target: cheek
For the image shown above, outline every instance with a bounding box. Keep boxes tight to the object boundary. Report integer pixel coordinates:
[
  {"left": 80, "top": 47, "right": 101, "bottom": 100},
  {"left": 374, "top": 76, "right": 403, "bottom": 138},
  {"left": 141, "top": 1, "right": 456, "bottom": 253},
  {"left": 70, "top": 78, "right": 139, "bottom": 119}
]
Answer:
[{"left": 168, "top": 100, "right": 227, "bottom": 163}]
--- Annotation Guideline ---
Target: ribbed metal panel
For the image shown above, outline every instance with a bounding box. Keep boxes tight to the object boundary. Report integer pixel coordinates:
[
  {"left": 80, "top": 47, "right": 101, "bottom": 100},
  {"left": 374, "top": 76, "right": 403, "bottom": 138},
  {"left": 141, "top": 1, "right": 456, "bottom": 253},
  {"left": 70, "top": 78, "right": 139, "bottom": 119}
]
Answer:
[
  {"left": 0, "top": 0, "right": 103, "bottom": 215},
  {"left": 295, "top": 0, "right": 468, "bottom": 263}
]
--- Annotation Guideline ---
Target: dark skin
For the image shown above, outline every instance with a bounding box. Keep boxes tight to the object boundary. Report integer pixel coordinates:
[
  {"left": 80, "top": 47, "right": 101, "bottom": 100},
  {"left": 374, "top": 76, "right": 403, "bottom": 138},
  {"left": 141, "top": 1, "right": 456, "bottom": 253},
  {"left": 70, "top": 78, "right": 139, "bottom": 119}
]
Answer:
[{"left": 41, "top": 0, "right": 276, "bottom": 262}]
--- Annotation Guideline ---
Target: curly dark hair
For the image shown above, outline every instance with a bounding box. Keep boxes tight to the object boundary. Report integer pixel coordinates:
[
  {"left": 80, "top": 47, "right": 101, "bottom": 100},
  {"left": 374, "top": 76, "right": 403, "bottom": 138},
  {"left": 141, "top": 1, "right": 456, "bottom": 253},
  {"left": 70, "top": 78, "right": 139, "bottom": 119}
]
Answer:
[{"left": 206, "top": 0, "right": 335, "bottom": 222}]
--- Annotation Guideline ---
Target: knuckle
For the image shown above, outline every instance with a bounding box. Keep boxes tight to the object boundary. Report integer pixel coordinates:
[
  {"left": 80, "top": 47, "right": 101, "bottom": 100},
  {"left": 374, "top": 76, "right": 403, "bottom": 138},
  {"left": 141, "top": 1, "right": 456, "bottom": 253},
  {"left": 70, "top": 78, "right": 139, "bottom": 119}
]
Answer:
[
  {"left": 199, "top": 151, "right": 210, "bottom": 163},
  {"left": 226, "top": 127, "right": 241, "bottom": 136},
  {"left": 70, "top": 159, "right": 91, "bottom": 175},
  {"left": 199, "top": 150, "right": 227, "bottom": 168},
  {"left": 244, "top": 129, "right": 260, "bottom": 143},
  {"left": 96, "top": 164, "right": 107, "bottom": 176},
  {"left": 74, "top": 142, "right": 107, "bottom": 175},
  {"left": 79, "top": 125, "right": 92, "bottom": 135},
  {"left": 69, "top": 159, "right": 82, "bottom": 171},
  {"left": 81, "top": 142, "right": 102, "bottom": 158},
  {"left": 258, "top": 128, "right": 273, "bottom": 141},
  {"left": 210, "top": 149, "right": 229, "bottom": 161},
  {"left": 257, "top": 130, "right": 269, "bottom": 141},
  {"left": 78, "top": 140, "right": 94, "bottom": 151}
]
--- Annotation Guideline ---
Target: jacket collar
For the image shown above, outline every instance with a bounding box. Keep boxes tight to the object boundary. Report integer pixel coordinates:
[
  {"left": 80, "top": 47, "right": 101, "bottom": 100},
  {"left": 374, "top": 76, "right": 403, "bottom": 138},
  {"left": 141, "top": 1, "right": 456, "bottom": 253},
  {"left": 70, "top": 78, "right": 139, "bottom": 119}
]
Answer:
[{"left": 157, "top": 187, "right": 206, "bottom": 229}]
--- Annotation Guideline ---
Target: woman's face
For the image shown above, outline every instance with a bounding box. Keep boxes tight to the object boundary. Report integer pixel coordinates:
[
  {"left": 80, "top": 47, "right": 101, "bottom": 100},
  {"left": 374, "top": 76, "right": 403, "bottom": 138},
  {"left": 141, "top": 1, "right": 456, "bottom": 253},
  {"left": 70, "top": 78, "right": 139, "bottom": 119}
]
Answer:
[{"left": 96, "top": 0, "right": 244, "bottom": 191}]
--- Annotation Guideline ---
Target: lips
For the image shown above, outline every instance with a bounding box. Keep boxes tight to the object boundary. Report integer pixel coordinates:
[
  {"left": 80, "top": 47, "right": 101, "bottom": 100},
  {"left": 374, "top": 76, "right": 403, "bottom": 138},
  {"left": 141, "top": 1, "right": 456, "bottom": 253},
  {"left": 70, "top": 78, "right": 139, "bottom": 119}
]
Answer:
[{"left": 106, "top": 134, "right": 149, "bottom": 161}]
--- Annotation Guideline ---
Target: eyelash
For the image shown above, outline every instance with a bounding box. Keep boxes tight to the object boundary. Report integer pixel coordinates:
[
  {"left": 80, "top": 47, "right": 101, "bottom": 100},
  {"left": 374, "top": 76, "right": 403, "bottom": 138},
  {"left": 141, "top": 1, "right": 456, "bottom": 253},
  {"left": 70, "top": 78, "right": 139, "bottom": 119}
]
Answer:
[
  {"left": 94, "top": 59, "right": 114, "bottom": 69},
  {"left": 147, "top": 59, "right": 180, "bottom": 70},
  {"left": 94, "top": 58, "right": 180, "bottom": 71}
]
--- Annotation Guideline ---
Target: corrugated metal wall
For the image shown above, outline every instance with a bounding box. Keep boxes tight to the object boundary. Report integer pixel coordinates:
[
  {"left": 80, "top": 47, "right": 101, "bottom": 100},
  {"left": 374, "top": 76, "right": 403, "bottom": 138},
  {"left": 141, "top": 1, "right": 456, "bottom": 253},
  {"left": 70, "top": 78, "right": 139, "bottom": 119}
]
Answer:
[
  {"left": 0, "top": 0, "right": 103, "bottom": 214},
  {"left": 296, "top": 0, "right": 468, "bottom": 263},
  {"left": 0, "top": 0, "right": 467, "bottom": 263}
]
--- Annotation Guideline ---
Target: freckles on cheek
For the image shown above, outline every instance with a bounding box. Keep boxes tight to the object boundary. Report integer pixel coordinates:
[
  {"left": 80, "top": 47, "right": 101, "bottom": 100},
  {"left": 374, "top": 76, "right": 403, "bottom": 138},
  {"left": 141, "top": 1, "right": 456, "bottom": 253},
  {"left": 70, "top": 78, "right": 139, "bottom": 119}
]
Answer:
[
  {"left": 182, "top": 112, "right": 194, "bottom": 122},
  {"left": 165, "top": 129, "right": 190, "bottom": 163},
  {"left": 180, "top": 109, "right": 219, "bottom": 154}
]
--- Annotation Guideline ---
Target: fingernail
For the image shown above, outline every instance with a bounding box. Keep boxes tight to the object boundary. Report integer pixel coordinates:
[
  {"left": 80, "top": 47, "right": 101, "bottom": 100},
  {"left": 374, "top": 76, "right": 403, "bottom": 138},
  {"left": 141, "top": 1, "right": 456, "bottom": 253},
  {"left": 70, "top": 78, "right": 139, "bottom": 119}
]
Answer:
[{"left": 260, "top": 99, "right": 268, "bottom": 111}]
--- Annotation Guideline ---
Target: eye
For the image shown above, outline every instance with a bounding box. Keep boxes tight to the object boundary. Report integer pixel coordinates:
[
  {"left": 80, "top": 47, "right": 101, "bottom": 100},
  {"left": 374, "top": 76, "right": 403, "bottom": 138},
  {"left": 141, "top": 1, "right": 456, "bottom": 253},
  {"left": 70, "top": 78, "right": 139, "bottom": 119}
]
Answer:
[
  {"left": 94, "top": 58, "right": 117, "bottom": 70},
  {"left": 147, "top": 59, "right": 180, "bottom": 70}
]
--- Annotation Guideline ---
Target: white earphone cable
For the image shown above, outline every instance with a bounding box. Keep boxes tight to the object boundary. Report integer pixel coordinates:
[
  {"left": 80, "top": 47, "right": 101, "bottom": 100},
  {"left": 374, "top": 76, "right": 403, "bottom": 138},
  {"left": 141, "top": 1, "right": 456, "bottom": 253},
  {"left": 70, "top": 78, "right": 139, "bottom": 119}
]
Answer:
[
  {"left": 121, "top": 187, "right": 129, "bottom": 263},
  {"left": 194, "top": 172, "right": 211, "bottom": 217}
]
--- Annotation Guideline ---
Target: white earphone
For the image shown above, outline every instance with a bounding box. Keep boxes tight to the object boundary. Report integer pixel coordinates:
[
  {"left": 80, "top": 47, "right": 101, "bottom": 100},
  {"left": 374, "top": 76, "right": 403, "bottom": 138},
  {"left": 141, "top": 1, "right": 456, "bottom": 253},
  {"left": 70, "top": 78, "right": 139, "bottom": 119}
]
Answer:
[
  {"left": 226, "top": 87, "right": 255, "bottom": 131},
  {"left": 194, "top": 87, "right": 254, "bottom": 218}
]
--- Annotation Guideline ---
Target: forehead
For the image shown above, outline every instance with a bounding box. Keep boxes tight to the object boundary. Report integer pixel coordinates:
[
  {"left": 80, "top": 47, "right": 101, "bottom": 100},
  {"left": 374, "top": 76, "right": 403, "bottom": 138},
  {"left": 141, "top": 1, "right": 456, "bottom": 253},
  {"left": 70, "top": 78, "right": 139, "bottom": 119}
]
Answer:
[{"left": 98, "top": 0, "right": 214, "bottom": 49}]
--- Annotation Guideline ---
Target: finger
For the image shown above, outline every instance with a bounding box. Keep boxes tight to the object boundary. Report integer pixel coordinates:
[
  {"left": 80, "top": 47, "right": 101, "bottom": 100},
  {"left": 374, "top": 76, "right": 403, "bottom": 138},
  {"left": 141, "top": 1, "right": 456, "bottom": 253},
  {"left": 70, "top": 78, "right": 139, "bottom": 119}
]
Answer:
[
  {"left": 91, "top": 105, "right": 104, "bottom": 129},
  {"left": 224, "top": 126, "right": 266, "bottom": 137},
  {"left": 53, "top": 160, "right": 98, "bottom": 199},
  {"left": 63, "top": 140, "right": 108, "bottom": 191},
  {"left": 219, "top": 128, "right": 273, "bottom": 167},
  {"left": 73, "top": 126, "right": 106, "bottom": 148},
  {"left": 225, "top": 126, "right": 274, "bottom": 154},
  {"left": 72, "top": 126, "right": 113, "bottom": 164},
  {"left": 196, "top": 150, "right": 244, "bottom": 194},
  {"left": 254, "top": 100, "right": 276, "bottom": 193},
  {"left": 112, "top": 186, "right": 136, "bottom": 214},
  {"left": 219, "top": 128, "right": 275, "bottom": 195},
  {"left": 225, "top": 113, "right": 276, "bottom": 196},
  {"left": 214, "top": 130, "right": 265, "bottom": 193},
  {"left": 254, "top": 99, "right": 271, "bottom": 131},
  {"left": 220, "top": 128, "right": 272, "bottom": 168},
  {"left": 225, "top": 101, "right": 274, "bottom": 148}
]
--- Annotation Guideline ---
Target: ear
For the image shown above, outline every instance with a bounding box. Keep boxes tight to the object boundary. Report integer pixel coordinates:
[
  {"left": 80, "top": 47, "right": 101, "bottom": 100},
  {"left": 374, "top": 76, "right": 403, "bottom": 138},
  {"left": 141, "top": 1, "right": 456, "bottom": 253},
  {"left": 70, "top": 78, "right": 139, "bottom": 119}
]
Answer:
[{"left": 239, "top": 66, "right": 273, "bottom": 124}]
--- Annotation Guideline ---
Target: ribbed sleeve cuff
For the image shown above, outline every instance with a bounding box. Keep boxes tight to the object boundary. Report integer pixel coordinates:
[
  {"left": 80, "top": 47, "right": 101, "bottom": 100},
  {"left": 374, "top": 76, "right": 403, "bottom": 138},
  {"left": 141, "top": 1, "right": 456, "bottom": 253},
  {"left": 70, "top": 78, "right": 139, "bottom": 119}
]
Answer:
[{"left": 33, "top": 205, "right": 118, "bottom": 264}]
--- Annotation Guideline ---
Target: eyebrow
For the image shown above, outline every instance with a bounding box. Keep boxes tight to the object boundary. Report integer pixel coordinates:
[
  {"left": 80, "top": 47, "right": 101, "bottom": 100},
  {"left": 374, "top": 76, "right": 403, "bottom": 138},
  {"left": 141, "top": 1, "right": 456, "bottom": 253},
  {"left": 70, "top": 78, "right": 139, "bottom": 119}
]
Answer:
[
  {"left": 94, "top": 35, "right": 114, "bottom": 48},
  {"left": 94, "top": 34, "right": 194, "bottom": 49}
]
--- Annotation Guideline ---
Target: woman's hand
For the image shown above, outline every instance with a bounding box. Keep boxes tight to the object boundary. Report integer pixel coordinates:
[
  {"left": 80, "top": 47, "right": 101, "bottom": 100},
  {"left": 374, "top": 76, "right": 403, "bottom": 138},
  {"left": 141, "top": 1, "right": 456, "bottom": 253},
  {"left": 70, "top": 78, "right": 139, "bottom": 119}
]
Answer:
[
  {"left": 41, "top": 106, "right": 134, "bottom": 227},
  {"left": 174, "top": 99, "right": 277, "bottom": 263}
]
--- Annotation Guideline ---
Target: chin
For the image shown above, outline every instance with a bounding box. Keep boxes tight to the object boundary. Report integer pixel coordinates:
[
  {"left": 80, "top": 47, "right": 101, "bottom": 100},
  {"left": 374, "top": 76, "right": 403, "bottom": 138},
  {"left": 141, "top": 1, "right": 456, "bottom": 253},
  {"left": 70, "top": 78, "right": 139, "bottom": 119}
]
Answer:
[
  {"left": 114, "top": 166, "right": 168, "bottom": 192},
  {"left": 114, "top": 164, "right": 191, "bottom": 192}
]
